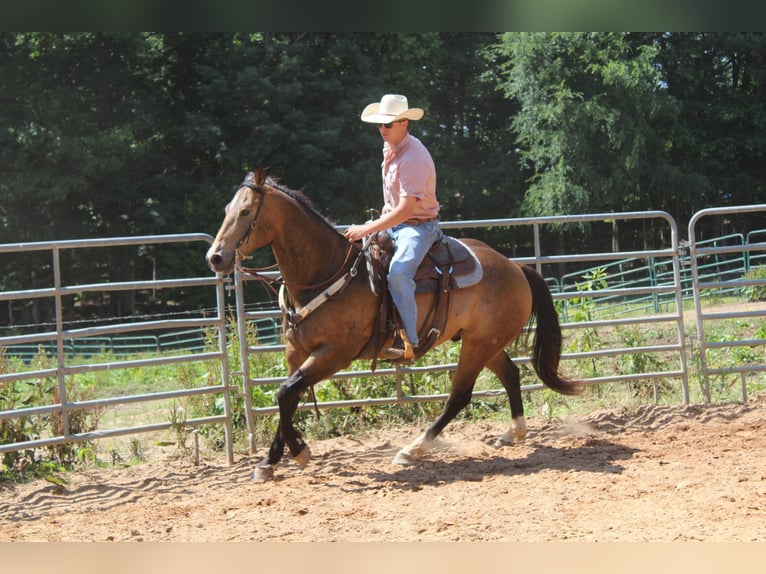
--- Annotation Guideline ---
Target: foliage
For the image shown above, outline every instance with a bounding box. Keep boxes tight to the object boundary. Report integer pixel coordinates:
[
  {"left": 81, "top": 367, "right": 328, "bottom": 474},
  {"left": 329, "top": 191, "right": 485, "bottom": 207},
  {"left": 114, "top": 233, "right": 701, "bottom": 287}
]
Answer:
[
  {"left": 3, "top": 32, "right": 766, "bottom": 477},
  {"left": 494, "top": 33, "right": 675, "bottom": 218},
  {"left": 2, "top": 292, "right": 765, "bottom": 483},
  {"left": 566, "top": 267, "right": 607, "bottom": 374},
  {"left": 743, "top": 266, "right": 766, "bottom": 302},
  {"left": 0, "top": 347, "right": 102, "bottom": 482},
  {"left": 616, "top": 326, "right": 670, "bottom": 400},
  {"left": 492, "top": 31, "right": 766, "bottom": 241}
]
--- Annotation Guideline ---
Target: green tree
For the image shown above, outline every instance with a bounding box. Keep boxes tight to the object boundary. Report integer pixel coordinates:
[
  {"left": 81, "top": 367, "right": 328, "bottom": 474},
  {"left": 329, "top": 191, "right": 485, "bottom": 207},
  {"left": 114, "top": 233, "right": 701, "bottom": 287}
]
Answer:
[
  {"left": 494, "top": 33, "right": 679, "bottom": 218},
  {"left": 648, "top": 32, "right": 766, "bottom": 234}
]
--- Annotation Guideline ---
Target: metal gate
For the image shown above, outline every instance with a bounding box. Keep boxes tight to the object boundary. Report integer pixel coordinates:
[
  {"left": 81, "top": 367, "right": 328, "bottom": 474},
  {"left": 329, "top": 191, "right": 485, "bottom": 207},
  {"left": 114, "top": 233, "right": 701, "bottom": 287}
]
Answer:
[
  {"left": 0, "top": 234, "right": 234, "bottom": 463},
  {"left": 2, "top": 209, "right": 765, "bottom": 462},
  {"left": 687, "top": 205, "right": 766, "bottom": 402}
]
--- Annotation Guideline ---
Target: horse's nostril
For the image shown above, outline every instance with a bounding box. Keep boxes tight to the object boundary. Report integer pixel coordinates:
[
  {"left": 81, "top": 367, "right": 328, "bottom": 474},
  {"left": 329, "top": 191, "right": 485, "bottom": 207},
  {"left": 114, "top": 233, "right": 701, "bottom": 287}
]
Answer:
[{"left": 207, "top": 253, "right": 223, "bottom": 270}]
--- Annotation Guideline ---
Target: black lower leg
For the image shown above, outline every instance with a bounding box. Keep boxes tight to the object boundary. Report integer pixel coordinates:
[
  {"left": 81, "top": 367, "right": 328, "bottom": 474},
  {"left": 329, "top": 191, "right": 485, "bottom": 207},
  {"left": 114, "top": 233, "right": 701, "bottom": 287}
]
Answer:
[
  {"left": 489, "top": 351, "right": 524, "bottom": 420},
  {"left": 425, "top": 388, "right": 473, "bottom": 441},
  {"left": 277, "top": 373, "right": 309, "bottom": 458},
  {"left": 268, "top": 430, "right": 286, "bottom": 463},
  {"left": 257, "top": 429, "right": 285, "bottom": 467},
  {"left": 506, "top": 362, "right": 524, "bottom": 420}
]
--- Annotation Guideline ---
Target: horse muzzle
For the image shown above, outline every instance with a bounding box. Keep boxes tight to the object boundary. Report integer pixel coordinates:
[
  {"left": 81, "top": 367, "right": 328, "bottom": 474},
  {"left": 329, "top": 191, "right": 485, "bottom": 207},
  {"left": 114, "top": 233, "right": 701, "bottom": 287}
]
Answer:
[{"left": 206, "top": 246, "right": 235, "bottom": 274}]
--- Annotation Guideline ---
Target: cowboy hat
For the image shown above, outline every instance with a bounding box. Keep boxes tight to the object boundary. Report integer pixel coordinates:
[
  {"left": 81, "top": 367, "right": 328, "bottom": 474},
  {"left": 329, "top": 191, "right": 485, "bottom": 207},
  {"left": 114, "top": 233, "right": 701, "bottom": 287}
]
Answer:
[{"left": 360, "top": 94, "right": 424, "bottom": 123}]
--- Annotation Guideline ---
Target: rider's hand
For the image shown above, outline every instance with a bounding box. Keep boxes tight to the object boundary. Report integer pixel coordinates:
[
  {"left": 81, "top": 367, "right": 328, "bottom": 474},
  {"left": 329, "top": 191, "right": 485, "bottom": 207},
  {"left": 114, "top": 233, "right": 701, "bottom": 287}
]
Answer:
[{"left": 343, "top": 225, "right": 367, "bottom": 242}]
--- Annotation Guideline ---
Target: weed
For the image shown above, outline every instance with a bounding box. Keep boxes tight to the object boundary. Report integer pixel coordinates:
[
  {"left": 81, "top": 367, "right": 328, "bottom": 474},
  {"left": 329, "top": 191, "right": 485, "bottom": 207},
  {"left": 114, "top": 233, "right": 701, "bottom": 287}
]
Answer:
[
  {"left": 742, "top": 266, "right": 766, "bottom": 302},
  {"left": 1, "top": 346, "right": 102, "bottom": 481},
  {"left": 167, "top": 399, "right": 192, "bottom": 458},
  {"left": 567, "top": 268, "right": 607, "bottom": 373},
  {"left": 2, "top": 288, "right": 765, "bottom": 483},
  {"left": 616, "top": 326, "right": 670, "bottom": 399},
  {"left": 129, "top": 437, "right": 144, "bottom": 462},
  {"left": 110, "top": 448, "right": 124, "bottom": 466}
]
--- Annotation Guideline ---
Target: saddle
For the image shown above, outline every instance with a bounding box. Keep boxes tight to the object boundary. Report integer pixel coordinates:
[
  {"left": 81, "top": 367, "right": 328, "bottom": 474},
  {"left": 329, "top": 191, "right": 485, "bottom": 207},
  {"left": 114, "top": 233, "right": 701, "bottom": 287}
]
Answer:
[
  {"left": 367, "top": 232, "right": 482, "bottom": 293},
  {"left": 363, "top": 231, "right": 483, "bottom": 366}
]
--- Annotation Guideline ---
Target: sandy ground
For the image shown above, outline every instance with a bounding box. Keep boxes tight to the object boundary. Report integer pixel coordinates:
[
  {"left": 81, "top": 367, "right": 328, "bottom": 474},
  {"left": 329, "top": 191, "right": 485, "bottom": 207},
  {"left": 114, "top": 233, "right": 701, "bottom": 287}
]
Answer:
[{"left": 2, "top": 393, "right": 766, "bottom": 542}]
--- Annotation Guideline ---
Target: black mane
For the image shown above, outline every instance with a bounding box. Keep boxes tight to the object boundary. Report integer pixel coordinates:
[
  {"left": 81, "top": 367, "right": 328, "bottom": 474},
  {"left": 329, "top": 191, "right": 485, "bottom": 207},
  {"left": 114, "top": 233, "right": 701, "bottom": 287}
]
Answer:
[{"left": 265, "top": 176, "right": 340, "bottom": 232}]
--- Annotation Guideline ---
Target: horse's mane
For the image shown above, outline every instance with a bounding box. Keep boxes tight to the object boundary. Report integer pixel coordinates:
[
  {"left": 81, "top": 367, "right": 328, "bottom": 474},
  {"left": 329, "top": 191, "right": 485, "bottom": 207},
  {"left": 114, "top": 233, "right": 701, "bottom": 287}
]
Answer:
[{"left": 265, "top": 176, "right": 341, "bottom": 232}]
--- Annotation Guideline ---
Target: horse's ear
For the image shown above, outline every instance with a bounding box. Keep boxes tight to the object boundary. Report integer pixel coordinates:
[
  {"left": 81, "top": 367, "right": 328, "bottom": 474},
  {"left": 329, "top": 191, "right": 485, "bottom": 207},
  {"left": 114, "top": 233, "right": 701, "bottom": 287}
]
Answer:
[{"left": 253, "top": 167, "right": 266, "bottom": 186}]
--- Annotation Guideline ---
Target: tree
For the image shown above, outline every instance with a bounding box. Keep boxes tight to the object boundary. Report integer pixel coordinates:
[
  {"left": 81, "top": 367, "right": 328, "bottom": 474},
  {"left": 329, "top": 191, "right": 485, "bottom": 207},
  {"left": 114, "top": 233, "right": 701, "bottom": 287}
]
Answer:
[
  {"left": 3, "top": 32, "right": 765, "bottom": 324},
  {"left": 494, "top": 34, "right": 679, "bottom": 218},
  {"left": 648, "top": 32, "right": 766, "bottom": 235}
]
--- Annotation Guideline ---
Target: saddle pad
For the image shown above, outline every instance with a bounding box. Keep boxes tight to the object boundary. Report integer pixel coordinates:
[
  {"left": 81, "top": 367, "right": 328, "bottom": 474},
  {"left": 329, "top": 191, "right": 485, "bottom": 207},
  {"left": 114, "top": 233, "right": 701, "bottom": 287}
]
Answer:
[
  {"left": 451, "top": 239, "right": 483, "bottom": 289},
  {"left": 414, "top": 236, "right": 483, "bottom": 292}
]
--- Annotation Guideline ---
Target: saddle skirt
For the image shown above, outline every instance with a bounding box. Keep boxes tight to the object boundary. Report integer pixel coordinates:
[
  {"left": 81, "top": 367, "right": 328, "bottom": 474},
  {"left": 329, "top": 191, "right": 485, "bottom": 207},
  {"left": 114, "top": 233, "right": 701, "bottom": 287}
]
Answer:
[{"left": 365, "top": 232, "right": 483, "bottom": 295}]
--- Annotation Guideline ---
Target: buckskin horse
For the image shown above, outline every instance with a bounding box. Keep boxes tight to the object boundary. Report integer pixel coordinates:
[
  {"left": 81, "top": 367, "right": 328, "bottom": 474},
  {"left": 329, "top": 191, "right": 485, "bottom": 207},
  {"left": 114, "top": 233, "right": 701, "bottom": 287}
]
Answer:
[{"left": 206, "top": 168, "right": 582, "bottom": 481}]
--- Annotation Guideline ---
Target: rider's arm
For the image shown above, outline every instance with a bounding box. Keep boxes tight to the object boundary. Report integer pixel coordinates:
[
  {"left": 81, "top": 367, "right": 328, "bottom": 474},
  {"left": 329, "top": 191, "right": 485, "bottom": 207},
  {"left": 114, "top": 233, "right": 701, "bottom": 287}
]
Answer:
[{"left": 343, "top": 196, "right": 417, "bottom": 242}]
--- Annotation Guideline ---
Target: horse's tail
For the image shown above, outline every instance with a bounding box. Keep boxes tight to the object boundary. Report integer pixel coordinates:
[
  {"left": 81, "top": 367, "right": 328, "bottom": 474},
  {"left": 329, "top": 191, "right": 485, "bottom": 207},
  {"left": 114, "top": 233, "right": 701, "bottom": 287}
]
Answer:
[{"left": 521, "top": 265, "right": 584, "bottom": 396}]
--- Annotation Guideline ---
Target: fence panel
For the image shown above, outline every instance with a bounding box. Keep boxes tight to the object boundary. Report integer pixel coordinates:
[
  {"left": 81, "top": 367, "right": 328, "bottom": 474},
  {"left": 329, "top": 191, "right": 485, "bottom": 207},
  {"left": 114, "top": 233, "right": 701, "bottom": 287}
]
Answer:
[
  {"left": 3, "top": 209, "right": 764, "bottom": 463},
  {"left": 688, "top": 205, "right": 766, "bottom": 402},
  {"left": 0, "top": 234, "right": 234, "bottom": 463}
]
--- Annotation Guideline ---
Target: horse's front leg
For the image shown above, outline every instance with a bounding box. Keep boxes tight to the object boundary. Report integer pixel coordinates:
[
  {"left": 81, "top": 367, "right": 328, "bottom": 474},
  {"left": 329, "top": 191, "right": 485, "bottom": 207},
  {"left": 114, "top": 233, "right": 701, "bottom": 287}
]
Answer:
[
  {"left": 251, "top": 368, "right": 310, "bottom": 481},
  {"left": 252, "top": 429, "right": 286, "bottom": 481},
  {"left": 276, "top": 368, "right": 312, "bottom": 463}
]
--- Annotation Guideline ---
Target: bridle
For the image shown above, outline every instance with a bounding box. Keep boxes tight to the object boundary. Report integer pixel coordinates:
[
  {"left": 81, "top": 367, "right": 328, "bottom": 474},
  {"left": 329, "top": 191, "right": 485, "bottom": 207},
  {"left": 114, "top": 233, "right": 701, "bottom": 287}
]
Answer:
[{"left": 234, "top": 180, "right": 266, "bottom": 262}]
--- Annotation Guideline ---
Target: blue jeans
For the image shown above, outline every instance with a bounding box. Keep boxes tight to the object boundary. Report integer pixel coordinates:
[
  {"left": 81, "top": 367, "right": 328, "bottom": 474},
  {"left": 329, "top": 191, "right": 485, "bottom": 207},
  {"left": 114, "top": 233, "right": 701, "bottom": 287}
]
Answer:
[{"left": 388, "top": 220, "right": 443, "bottom": 346}]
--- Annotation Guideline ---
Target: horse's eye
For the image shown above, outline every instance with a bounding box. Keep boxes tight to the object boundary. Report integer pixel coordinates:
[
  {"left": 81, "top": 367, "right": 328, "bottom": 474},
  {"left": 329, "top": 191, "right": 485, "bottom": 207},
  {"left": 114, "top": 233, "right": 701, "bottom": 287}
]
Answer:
[{"left": 240, "top": 208, "right": 251, "bottom": 217}]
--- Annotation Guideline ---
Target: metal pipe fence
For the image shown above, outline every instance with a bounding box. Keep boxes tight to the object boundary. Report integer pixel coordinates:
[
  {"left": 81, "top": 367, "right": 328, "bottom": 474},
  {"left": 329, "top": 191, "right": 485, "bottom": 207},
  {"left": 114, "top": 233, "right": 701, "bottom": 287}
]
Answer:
[
  {"left": 0, "top": 234, "right": 235, "bottom": 463},
  {"left": 688, "top": 205, "right": 766, "bottom": 402},
  {"left": 235, "top": 210, "right": 694, "bottom": 453},
  {"left": 2, "top": 209, "right": 765, "bottom": 462}
]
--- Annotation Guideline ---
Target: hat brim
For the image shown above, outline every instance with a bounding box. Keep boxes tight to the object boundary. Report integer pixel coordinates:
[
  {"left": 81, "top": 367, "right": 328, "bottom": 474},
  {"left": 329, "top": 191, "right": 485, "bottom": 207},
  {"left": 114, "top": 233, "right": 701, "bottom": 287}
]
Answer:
[{"left": 360, "top": 103, "right": 424, "bottom": 123}]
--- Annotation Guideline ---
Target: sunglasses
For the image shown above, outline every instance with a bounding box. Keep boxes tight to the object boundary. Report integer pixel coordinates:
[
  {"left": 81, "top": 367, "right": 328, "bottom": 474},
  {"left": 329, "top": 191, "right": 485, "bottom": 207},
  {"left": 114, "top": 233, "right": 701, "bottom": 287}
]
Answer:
[{"left": 379, "top": 120, "right": 405, "bottom": 129}]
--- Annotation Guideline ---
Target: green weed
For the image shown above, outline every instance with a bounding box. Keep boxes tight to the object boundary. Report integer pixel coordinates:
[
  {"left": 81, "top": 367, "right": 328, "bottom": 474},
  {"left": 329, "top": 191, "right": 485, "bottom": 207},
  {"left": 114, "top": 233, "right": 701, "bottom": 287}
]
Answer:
[{"left": 743, "top": 266, "right": 766, "bottom": 302}]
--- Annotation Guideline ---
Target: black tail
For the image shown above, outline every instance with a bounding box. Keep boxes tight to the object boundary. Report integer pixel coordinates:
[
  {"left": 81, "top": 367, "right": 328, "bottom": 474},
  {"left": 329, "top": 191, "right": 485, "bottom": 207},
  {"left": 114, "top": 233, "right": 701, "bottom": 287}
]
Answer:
[{"left": 521, "top": 265, "right": 583, "bottom": 396}]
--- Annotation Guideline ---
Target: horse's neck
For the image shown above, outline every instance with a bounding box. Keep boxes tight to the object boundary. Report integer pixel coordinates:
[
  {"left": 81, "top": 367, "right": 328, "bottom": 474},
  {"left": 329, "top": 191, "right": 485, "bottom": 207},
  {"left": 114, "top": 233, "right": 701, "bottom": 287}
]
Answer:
[{"left": 271, "top": 212, "right": 351, "bottom": 297}]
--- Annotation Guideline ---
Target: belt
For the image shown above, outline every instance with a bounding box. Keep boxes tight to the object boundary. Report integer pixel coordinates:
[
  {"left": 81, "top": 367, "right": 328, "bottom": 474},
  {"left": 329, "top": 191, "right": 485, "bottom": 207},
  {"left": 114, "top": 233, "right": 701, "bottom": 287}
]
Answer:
[{"left": 404, "top": 217, "right": 439, "bottom": 226}]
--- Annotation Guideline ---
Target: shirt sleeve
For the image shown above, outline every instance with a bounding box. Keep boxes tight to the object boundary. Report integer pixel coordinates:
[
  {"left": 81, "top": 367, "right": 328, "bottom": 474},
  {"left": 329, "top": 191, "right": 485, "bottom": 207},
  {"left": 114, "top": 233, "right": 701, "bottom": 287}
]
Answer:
[{"left": 396, "top": 155, "right": 429, "bottom": 201}]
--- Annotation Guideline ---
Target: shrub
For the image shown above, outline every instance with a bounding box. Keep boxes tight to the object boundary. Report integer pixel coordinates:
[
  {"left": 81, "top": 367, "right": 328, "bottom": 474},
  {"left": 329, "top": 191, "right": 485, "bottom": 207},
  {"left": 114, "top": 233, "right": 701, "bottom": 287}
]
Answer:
[{"left": 743, "top": 266, "right": 766, "bottom": 302}]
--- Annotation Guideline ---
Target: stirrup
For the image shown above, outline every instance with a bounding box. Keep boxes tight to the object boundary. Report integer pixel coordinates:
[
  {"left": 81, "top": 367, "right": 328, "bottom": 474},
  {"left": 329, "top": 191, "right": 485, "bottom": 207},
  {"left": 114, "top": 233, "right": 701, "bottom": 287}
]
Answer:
[{"left": 380, "top": 330, "right": 415, "bottom": 362}]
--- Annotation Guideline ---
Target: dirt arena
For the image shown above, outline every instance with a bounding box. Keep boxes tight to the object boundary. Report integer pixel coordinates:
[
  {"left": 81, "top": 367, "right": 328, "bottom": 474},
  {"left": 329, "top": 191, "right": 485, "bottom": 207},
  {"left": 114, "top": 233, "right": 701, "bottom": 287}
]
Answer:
[{"left": 2, "top": 392, "right": 765, "bottom": 543}]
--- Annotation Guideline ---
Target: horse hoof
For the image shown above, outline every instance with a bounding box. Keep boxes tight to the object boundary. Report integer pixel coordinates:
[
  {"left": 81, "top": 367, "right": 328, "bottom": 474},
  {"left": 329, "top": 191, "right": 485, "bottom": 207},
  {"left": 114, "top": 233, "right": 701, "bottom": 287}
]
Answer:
[
  {"left": 252, "top": 465, "right": 275, "bottom": 482},
  {"left": 293, "top": 444, "right": 312, "bottom": 467},
  {"left": 493, "top": 435, "right": 526, "bottom": 448},
  {"left": 392, "top": 450, "right": 416, "bottom": 466}
]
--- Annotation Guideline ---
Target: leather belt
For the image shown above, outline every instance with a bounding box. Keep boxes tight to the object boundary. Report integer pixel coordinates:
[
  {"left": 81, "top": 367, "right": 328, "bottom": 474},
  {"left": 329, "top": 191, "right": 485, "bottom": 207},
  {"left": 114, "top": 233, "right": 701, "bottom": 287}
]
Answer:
[{"left": 404, "top": 217, "right": 439, "bottom": 226}]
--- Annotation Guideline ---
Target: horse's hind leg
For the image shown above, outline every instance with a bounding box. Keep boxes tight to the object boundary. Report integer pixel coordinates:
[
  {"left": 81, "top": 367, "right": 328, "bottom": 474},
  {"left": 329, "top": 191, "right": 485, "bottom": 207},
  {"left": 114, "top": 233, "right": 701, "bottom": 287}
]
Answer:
[
  {"left": 485, "top": 350, "right": 527, "bottom": 447},
  {"left": 393, "top": 347, "right": 485, "bottom": 465}
]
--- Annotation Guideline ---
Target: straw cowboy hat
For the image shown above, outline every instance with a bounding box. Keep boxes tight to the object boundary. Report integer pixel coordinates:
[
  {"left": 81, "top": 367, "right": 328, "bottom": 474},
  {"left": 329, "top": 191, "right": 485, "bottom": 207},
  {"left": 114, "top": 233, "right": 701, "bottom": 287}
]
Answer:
[{"left": 360, "top": 94, "right": 424, "bottom": 123}]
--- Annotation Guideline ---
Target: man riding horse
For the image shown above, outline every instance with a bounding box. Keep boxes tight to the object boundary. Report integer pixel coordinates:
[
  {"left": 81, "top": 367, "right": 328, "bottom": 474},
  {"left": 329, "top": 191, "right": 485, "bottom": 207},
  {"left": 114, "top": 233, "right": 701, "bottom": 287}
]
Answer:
[{"left": 343, "top": 94, "right": 442, "bottom": 362}]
